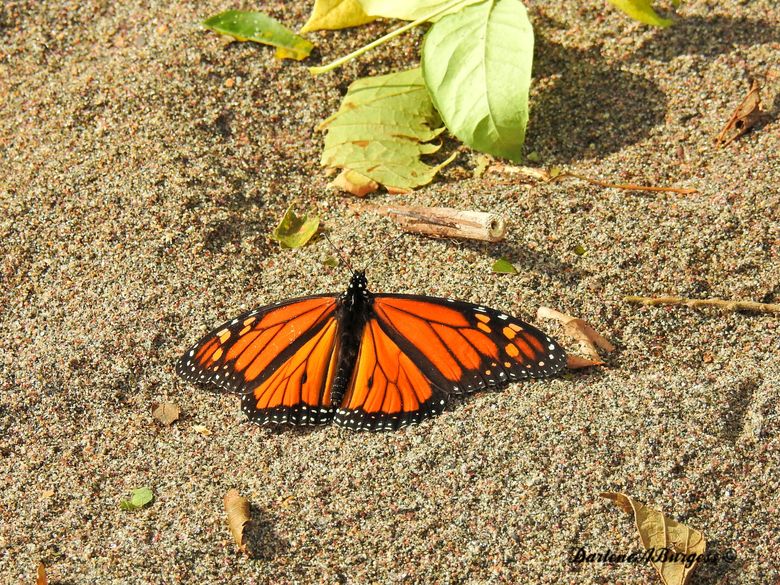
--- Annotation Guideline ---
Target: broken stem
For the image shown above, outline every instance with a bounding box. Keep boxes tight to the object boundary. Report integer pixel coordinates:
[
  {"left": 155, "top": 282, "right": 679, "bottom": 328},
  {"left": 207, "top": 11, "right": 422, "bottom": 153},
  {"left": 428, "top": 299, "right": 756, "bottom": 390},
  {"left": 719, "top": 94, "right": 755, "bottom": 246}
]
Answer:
[
  {"left": 625, "top": 296, "right": 780, "bottom": 314},
  {"left": 563, "top": 172, "right": 698, "bottom": 195},
  {"left": 309, "top": 0, "right": 470, "bottom": 75}
]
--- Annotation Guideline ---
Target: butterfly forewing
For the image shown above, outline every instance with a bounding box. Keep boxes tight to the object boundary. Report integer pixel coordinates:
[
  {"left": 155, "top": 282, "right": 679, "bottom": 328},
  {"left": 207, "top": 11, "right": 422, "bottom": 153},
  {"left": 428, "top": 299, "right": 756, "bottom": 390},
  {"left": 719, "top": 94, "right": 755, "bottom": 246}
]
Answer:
[{"left": 176, "top": 295, "right": 338, "bottom": 395}]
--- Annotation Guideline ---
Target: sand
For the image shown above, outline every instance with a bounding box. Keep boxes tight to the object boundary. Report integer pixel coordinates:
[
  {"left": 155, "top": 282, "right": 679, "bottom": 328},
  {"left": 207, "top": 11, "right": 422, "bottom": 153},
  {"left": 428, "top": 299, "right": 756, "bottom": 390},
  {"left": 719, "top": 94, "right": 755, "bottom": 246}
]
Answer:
[{"left": 1, "top": 0, "right": 778, "bottom": 583}]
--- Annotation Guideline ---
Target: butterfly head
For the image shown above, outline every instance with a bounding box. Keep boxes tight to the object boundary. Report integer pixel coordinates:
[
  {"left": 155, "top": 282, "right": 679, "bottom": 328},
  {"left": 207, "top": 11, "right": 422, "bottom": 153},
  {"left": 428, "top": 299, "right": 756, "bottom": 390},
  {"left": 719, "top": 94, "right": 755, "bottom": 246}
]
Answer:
[{"left": 344, "top": 270, "right": 370, "bottom": 305}]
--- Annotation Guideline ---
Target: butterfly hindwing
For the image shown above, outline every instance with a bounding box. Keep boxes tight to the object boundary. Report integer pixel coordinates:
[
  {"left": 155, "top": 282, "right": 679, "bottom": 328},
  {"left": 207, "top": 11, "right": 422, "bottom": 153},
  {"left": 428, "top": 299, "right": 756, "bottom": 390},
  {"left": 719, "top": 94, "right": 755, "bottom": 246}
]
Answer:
[
  {"left": 371, "top": 294, "right": 567, "bottom": 394},
  {"left": 333, "top": 317, "right": 448, "bottom": 431},
  {"left": 240, "top": 315, "right": 342, "bottom": 426}
]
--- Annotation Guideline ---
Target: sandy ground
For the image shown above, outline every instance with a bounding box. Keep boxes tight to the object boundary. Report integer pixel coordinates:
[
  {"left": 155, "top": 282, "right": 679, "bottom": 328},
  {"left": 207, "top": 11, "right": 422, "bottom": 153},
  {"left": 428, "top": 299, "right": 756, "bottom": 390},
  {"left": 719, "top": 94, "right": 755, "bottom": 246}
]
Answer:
[{"left": 1, "top": 0, "right": 778, "bottom": 583}]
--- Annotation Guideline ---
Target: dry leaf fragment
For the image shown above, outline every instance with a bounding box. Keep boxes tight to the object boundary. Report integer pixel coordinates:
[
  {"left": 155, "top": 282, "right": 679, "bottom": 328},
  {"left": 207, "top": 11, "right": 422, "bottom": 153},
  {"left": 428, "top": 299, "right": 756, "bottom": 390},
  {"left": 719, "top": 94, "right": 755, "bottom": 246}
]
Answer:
[
  {"left": 224, "top": 489, "right": 251, "bottom": 556},
  {"left": 192, "top": 424, "right": 212, "bottom": 436},
  {"left": 537, "top": 307, "right": 614, "bottom": 364},
  {"left": 562, "top": 318, "right": 616, "bottom": 359},
  {"left": 715, "top": 80, "right": 762, "bottom": 147},
  {"left": 37, "top": 562, "right": 48, "bottom": 585},
  {"left": 152, "top": 402, "right": 180, "bottom": 425},
  {"left": 330, "top": 168, "right": 378, "bottom": 197},
  {"left": 566, "top": 355, "right": 605, "bottom": 369},
  {"left": 601, "top": 492, "right": 706, "bottom": 585}
]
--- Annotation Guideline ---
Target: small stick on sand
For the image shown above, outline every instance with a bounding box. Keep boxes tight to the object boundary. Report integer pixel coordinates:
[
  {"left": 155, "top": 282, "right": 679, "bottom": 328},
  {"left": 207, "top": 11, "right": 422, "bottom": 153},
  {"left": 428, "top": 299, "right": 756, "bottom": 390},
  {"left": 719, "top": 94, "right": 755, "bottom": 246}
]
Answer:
[
  {"left": 367, "top": 204, "right": 506, "bottom": 242},
  {"left": 498, "top": 166, "right": 697, "bottom": 195},
  {"left": 624, "top": 295, "right": 780, "bottom": 314}
]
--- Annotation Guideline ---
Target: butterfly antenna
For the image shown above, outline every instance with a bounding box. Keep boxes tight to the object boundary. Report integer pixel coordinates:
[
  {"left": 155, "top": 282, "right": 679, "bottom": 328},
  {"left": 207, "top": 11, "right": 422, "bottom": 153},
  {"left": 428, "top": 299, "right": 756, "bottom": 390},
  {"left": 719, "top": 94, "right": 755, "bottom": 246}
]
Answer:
[
  {"left": 323, "top": 233, "right": 354, "bottom": 273},
  {"left": 362, "top": 231, "right": 407, "bottom": 272}
]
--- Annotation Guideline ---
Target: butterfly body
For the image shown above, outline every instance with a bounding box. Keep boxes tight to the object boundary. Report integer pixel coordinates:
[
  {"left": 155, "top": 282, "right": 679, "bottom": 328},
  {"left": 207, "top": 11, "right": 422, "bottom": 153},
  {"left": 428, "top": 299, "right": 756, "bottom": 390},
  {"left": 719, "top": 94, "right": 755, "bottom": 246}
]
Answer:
[{"left": 177, "top": 271, "right": 566, "bottom": 431}]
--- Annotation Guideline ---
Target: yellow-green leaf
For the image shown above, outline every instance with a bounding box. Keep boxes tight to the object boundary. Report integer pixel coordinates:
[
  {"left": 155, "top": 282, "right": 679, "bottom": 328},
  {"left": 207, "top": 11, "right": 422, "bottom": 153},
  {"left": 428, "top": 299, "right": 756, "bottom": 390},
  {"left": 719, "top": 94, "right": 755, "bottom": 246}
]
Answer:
[
  {"left": 607, "top": 0, "right": 673, "bottom": 27},
  {"left": 601, "top": 492, "right": 706, "bottom": 585},
  {"left": 358, "top": 0, "right": 483, "bottom": 22},
  {"left": 271, "top": 205, "right": 320, "bottom": 248},
  {"left": 319, "top": 67, "right": 455, "bottom": 193},
  {"left": 120, "top": 487, "right": 154, "bottom": 511},
  {"left": 301, "top": 0, "right": 376, "bottom": 32},
  {"left": 492, "top": 258, "right": 517, "bottom": 274},
  {"left": 202, "top": 10, "right": 313, "bottom": 60},
  {"left": 422, "top": 0, "right": 534, "bottom": 162}
]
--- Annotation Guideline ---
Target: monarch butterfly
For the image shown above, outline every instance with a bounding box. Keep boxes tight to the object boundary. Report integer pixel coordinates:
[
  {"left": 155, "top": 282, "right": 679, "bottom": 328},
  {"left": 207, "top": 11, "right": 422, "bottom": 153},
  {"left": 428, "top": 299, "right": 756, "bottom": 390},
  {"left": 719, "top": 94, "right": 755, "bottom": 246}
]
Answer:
[{"left": 176, "top": 271, "right": 566, "bottom": 431}]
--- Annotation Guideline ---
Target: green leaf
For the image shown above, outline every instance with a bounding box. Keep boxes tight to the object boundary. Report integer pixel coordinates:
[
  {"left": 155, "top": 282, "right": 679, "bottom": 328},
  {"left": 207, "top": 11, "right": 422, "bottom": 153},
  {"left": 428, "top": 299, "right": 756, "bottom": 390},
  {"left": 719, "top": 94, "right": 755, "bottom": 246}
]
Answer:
[
  {"left": 301, "top": 0, "right": 376, "bottom": 32},
  {"left": 202, "top": 10, "right": 313, "bottom": 60},
  {"left": 358, "top": 0, "right": 483, "bottom": 22},
  {"left": 120, "top": 487, "right": 154, "bottom": 511},
  {"left": 606, "top": 0, "right": 673, "bottom": 27},
  {"left": 271, "top": 205, "right": 320, "bottom": 248},
  {"left": 492, "top": 258, "right": 517, "bottom": 274},
  {"left": 318, "top": 67, "right": 455, "bottom": 192},
  {"left": 422, "top": 0, "right": 534, "bottom": 162}
]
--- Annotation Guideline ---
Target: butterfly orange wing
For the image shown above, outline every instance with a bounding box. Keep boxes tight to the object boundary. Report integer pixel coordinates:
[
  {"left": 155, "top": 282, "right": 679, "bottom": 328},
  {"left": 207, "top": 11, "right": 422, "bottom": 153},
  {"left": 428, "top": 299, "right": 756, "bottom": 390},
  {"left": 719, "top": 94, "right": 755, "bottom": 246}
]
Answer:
[
  {"left": 332, "top": 295, "right": 566, "bottom": 430},
  {"left": 333, "top": 317, "right": 448, "bottom": 430},
  {"left": 177, "top": 295, "right": 342, "bottom": 425}
]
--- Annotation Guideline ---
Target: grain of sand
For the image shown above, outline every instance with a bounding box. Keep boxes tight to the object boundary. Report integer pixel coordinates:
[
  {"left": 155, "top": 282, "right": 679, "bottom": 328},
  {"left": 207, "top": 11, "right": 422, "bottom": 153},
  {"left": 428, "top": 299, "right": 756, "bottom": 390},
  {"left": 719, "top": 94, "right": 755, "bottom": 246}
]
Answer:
[{"left": 1, "top": 1, "right": 779, "bottom": 583}]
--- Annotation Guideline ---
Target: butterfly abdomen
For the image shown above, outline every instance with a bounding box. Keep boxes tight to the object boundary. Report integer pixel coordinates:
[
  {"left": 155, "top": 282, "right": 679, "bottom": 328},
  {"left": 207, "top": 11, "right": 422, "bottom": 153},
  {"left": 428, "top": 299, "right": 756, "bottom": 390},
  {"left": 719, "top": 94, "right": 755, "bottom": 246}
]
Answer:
[{"left": 329, "top": 278, "right": 373, "bottom": 408}]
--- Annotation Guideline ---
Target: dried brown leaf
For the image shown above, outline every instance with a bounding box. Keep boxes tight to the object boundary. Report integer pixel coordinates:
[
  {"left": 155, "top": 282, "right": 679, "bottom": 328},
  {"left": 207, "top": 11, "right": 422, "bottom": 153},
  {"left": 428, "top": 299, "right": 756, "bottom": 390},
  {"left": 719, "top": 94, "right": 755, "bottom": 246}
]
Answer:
[
  {"left": 224, "top": 489, "right": 251, "bottom": 556},
  {"left": 601, "top": 492, "right": 706, "bottom": 585},
  {"left": 715, "top": 80, "right": 762, "bottom": 147},
  {"left": 563, "top": 318, "right": 616, "bottom": 357},
  {"left": 37, "top": 562, "right": 48, "bottom": 585},
  {"left": 152, "top": 402, "right": 180, "bottom": 425},
  {"left": 537, "top": 307, "right": 614, "bottom": 366},
  {"left": 566, "top": 355, "right": 605, "bottom": 369},
  {"left": 330, "top": 169, "right": 378, "bottom": 197}
]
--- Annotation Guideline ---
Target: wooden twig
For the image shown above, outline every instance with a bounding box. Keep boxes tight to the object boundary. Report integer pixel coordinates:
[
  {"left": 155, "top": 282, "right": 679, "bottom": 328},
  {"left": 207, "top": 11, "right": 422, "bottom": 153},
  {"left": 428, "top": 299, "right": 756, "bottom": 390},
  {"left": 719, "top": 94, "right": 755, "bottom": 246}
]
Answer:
[
  {"left": 562, "top": 172, "right": 698, "bottom": 194},
  {"left": 366, "top": 204, "right": 506, "bottom": 242},
  {"left": 498, "top": 166, "right": 697, "bottom": 195},
  {"left": 625, "top": 295, "right": 780, "bottom": 314}
]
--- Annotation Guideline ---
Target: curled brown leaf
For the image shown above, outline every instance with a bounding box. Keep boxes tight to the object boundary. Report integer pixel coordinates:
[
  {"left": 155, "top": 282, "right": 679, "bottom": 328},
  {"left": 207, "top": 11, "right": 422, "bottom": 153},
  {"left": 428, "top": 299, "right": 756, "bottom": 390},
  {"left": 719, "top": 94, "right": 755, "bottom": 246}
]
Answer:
[
  {"left": 537, "top": 307, "right": 614, "bottom": 366},
  {"left": 224, "top": 489, "right": 251, "bottom": 556},
  {"left": 601, "top": 492, "right": 706, "bottom": 585},
  {"left": 152, "top": 402, "right": 180, "bottom": 425}
]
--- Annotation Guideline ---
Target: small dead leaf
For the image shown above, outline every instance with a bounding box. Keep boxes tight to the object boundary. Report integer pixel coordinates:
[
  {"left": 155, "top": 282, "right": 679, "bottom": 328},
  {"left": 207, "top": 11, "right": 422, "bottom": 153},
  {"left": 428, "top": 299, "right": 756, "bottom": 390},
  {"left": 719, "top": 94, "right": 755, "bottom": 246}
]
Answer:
[
  {"left": 120, "top": 487, "right": 154, "bottom": 511},
  {"left": 270, "top": 205, "right": 320, "bottom": 248},
  {"left": 224, "top": 489, "right": 251, "bottom": 556},
  {"left": 492, "top": 258, "right": 518, "bottom": 274},
  {"left": 601, "top": 492, "right": 706, "bottom": 585},
  {"left": 566, "top": 355, "right": 605, "bottom": 369},
  {"left": 537, "top": 307, "right": 614, "bottom": 365},
  {"left": 37, "top": 562, "right": 48, "bottom": 585},
  {"left": 715, "top": 80, "right": 762, "bottom": 147},
  {"left": 330, "top": 168, "right": 378, "bottom": 197},
  {"left": 192, "top": 424, "right": 212, "bottom": 436},
  {"left": 152, "top": 402, "right": 180, "bottom": 425},
  {"left": 40, "top": 489, "right": 55, "bottom": 499},
  {"left": 563, "top": 318, "right": 615, "bottom": 359},
  {"left": 472, "top": 154, "right": 492, "bottom": 178},
  {"left": 201, "top": 10, "right": 313, "bottom": 61}
]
